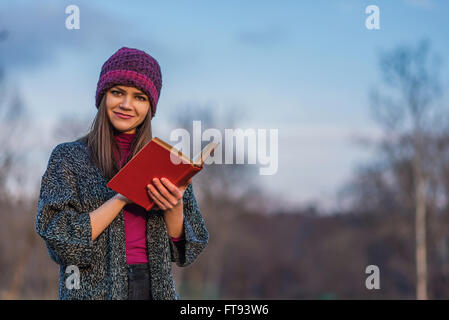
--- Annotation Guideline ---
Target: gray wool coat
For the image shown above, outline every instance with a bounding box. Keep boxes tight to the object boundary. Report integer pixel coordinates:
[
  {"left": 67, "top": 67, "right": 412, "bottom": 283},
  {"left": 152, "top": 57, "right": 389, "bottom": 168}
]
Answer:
[{"left": 35, "top": 138, "right": 209, "bottom": 300}]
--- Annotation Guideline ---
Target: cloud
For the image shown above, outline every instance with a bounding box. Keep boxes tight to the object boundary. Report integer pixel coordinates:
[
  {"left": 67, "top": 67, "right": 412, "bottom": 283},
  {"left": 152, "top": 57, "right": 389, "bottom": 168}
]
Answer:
[
  {"left": 0, "top": 0, "right": 173, "bottom": 72},
  {"left": 255, "top": 123, "right": 382, "bottom": 210}
]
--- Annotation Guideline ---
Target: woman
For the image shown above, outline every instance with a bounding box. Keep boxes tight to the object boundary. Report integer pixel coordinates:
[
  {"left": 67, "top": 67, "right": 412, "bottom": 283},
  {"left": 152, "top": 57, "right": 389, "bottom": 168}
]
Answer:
[{"left": 35, "top": 47, "right": 209, "bottom": 300}]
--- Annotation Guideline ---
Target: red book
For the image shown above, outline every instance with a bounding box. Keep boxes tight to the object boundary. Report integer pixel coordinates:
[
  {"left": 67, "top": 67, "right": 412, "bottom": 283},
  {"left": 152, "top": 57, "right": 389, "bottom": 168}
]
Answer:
[{"left": 107, "top": 137, "right": 219, "bottom": 211}]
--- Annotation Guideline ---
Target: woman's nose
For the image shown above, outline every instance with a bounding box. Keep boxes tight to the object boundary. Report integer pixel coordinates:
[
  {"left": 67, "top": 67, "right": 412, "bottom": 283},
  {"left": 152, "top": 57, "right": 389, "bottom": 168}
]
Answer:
[{"left": 119, "top": 95, "right": 133, "bottom": 109}]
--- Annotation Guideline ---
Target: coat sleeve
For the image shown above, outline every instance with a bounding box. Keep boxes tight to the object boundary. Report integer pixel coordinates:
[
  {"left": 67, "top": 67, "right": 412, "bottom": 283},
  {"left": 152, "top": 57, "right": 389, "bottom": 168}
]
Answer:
[
  {"left": 35, "top": 144, "right": 94, "bottom": 268},
  {"left": 168, "top": 183, "right": 209, "bottom": 267}
]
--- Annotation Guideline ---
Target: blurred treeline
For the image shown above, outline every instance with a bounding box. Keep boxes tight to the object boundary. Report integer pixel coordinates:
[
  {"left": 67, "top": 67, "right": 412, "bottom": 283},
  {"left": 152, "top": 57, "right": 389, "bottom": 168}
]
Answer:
[{"left": 1, "top": 39, "right": 449, "bottom": 299}]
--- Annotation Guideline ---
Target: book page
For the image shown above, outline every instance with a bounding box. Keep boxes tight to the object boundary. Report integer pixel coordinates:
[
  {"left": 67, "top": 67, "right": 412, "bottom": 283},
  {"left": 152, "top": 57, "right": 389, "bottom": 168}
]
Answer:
[
  {"left": 153, "top": 137, "right": 193, "bottom": 164},
  {"left": 193, "top": 141, "right": 220, "bottom": 166}
]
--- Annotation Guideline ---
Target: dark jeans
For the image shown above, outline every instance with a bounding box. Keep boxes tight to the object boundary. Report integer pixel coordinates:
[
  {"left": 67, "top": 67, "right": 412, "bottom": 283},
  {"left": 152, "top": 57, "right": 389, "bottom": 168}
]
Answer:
[{"left": 127, "top": 263, "right": 153, "bottom": 300}]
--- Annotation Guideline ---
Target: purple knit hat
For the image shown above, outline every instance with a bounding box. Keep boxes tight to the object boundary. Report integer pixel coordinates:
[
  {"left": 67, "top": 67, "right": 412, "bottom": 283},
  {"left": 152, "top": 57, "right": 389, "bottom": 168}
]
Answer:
[{"left": 95, "top": 47, "right": 162, "bottom": 118}]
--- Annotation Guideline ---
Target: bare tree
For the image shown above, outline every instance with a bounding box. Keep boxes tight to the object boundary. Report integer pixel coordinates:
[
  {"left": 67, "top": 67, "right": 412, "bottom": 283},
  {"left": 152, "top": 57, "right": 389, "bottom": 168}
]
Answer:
[
  {"left": 0, "top": 29, "right": 55, "bottom": 299},
  {"left": 370, "top": 39, "right": 443, "bottom": 300}
]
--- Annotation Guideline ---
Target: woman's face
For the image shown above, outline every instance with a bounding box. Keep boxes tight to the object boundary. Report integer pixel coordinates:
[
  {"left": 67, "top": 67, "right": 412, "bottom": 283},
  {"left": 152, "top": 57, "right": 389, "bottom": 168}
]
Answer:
[{"left": 105, "top": 85, "right": 151, "bottom": 134}]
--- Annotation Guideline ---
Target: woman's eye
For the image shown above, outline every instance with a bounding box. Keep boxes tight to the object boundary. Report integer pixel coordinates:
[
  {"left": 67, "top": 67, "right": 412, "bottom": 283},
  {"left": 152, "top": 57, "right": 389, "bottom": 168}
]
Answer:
[
  {"left": 111, "top": 90, "right": 121, "bottom": 95},
  {"left": 137, "top": 96, "right": 146, "bottom": 101}
]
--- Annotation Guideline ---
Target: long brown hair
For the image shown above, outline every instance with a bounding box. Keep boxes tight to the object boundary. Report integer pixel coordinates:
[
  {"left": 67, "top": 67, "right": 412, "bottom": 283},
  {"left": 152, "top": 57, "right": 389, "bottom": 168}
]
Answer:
[{"left": 78, "top": 92, "right": 153, "bottom": 180}]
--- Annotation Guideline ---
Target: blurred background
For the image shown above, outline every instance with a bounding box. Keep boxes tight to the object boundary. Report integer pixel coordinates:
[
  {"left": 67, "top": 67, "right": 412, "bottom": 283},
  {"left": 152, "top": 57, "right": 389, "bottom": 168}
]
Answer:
[{"left": 1, "top": 0, "right": 449, "bottom": 299}]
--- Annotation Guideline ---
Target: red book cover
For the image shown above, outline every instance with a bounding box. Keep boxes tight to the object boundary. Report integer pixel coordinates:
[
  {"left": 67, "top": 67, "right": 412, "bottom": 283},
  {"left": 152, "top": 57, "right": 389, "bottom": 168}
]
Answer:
[{"left": 107, "top": 137, "right": 218, "bottom": 211}]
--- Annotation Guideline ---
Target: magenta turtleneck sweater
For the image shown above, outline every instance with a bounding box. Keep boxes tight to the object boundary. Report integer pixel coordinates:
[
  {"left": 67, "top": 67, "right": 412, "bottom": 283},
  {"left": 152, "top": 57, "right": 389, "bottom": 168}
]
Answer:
[{"left": 113, "top": 131, "right": 183, "bottom": 265}]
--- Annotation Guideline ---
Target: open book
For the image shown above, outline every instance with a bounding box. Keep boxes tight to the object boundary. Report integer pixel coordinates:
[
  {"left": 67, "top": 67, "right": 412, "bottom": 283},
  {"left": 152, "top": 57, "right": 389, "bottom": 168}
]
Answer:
[{"left": 107, "top": 137, "right": 219, "bottom": 211}]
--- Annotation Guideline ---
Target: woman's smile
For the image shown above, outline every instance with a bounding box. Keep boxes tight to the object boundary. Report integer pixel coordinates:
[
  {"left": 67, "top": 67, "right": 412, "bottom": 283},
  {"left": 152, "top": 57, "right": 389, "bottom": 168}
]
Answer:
[{"left": 114, "top": 111, "right": 134, "bottom": 119}]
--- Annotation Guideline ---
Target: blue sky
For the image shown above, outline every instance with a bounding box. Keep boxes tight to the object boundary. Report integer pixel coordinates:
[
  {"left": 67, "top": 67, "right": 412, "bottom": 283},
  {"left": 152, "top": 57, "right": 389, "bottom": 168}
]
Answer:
[{"left": 1, "top": 0, "right": 448, "bottom": 209}]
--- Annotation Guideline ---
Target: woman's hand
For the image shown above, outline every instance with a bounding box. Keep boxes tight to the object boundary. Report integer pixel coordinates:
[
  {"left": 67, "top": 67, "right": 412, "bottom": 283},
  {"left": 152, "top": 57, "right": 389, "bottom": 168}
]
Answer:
[{"left": 146, "top": 177, "right": 192, "bottom": 211}]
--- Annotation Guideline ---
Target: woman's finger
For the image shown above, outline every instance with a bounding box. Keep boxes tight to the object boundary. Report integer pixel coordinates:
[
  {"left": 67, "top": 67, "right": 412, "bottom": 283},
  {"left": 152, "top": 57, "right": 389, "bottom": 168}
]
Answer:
[
  {"left": 147, "top": 185, "right": 168, "bottom": 210},
  {"left": 147, "top": 187, "right": 166, "bottom": 210},
  {"left": 147, "top": 184, "right": 170, "bottom": 209},
  {"left": 152, "top": 178, "right": 179, "bottom": 206},
  {"left": 160, "top": 178, "right": 183, "bottom": 199},
  {"left": 153, "top": 197, "right": 166, "bottom": 210}
]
